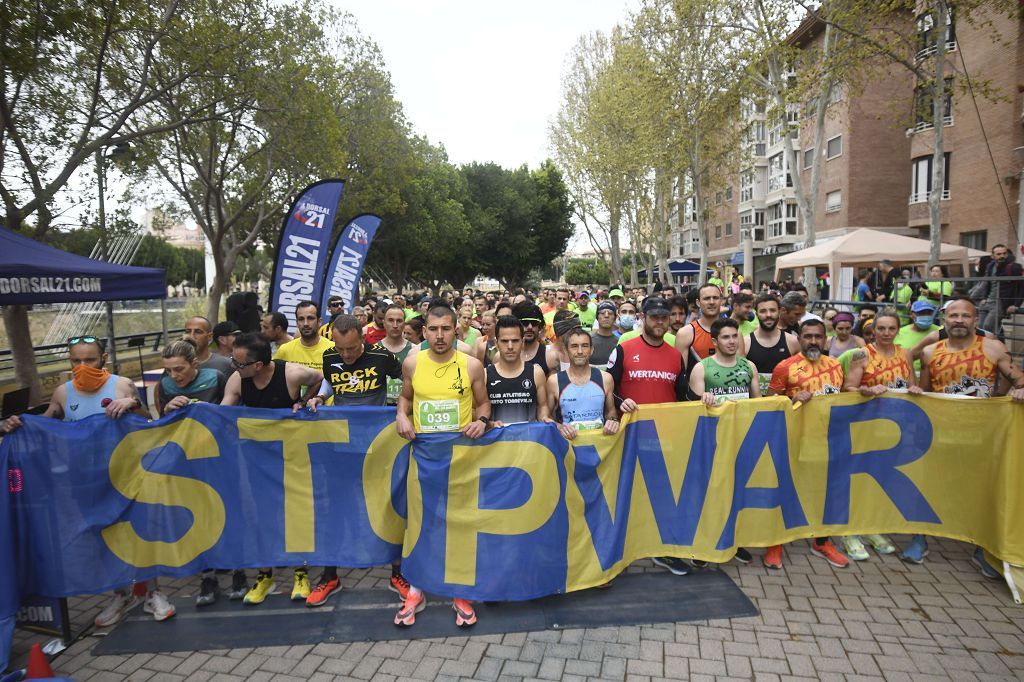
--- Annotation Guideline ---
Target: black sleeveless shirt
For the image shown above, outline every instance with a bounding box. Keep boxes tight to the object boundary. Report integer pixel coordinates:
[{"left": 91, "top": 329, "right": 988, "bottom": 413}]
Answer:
[
  {"left": 486, "top": 364, "right": 538, "bottom": 424},
  {"left": 240, "top": 360, "right": 296, "bottom": 408},
  {"left": 745, "top": 332, "right": 791, "bottom": 374}
]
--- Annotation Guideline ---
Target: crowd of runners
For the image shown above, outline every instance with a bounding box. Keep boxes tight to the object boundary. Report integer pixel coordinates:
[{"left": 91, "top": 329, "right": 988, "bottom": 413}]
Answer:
[{"left": 3, "top": 258, "right": 1024, "bottom": 631}]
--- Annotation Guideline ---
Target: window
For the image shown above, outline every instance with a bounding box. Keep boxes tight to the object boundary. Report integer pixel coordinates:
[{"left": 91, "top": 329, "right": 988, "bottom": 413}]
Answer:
[
  {"left": 910, "top": 153, "right": 951, "bottom": 203},
  {"left": 725, "top": 222, "right": 733, "bottom": 237},
  {"left": 715, "top": 225, "right": 722, "bottom": 240},
  {"left": 960, "top": 230, "right": 986, "bottom": 252},
  {"left": 725, "top": 186, "right": 733, "bottom": 201},
  {"left": 740, "top": 170, "right": 754, "bottom": 203},
  {"left": 715, "top": 191, "right": 723, "bottom": 205},
  {"left": 768, "top": 153, "right": 785, "bottom": 192},
  {"left": 916, "top": 9, "right": 956, "bottom": 58},
  {"left": 825, "top": 190, "right": 842, "bottom": 213},
  {"left": 754, "top": 121, "right": 766, "bottom": 156},
  {"left": 826, "top": 136, "right": 842, "bottom": 159},
  {"left": 754, "top": 209, "right": 765, "bottom": 241},
  {"left": 803, "top": 148, "right": 815, "bottom": 169},
  {"left": 914, "top": 77, "right": 954, "bottom": 129},
  {"left": 785, "top": 203, "right": 799, "bottom": 235}
]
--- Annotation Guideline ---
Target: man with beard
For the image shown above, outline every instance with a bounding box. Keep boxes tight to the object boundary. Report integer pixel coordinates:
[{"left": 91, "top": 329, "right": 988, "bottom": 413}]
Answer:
[
  {"left": 511, "top": 300, "right": 555, "bottom": 376},
  {"left": 260, "top": 311, "right": 292, "bottom": 353},
  {"left": 765, "top": 318, "right": 849, "bottom": 570},
  {"left": 729, "top": 292, "right": 758, "bottom": 336},
  {"left": 676, "top": 284, "right": 724, "bottom": 368},
  {"left": 976, "top": 244, "right": 1024, "bottom": 334},
  {"left": 590, "top": 301, "right": 619, "bottom": 366},
  {"left": 183, "top": 316, "right": 235, "bottom": 375},
  {"left": 363, "top": 301, "right": 389, "bottom": 345},
  {"left": 488, "top": 315, "right": 550, "bottom": 425},
  {"left": 742, "top": 295, "right": 800, "bottom": 395},
  {"left": 607, "top": 297, "right": 689, "bottom": 576},
  {"left": 273, "top": 301, "right": 334, "bottom": 372},
  {"left": 668, "top": 295, "right": 688, "bottom": 335}
]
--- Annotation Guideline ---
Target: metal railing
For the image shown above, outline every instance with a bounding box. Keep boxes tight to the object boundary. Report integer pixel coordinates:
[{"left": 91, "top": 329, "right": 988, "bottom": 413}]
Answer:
[{"left": 0, "top": 328, "right": 181, "bottom": 376}]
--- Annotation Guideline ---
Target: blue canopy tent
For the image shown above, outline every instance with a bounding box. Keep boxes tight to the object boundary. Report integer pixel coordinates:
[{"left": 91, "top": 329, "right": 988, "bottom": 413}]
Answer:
[
  {"left": 0, "top": 225, "right": 167, "bottom": 369},
  {"left": 636, "top": 258, "right": 711, "bottom": 282}
]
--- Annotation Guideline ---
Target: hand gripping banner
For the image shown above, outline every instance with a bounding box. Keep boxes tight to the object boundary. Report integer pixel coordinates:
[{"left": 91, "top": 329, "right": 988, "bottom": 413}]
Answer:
[
  {"left": 2, "top": 394, "right": 1024, "bottom": 668},
  {"left": 319, "top": 214, "right": 382, "bottom": 315},
  {"left": 268, "top": 179, "right": 345, "bottom": 333}
]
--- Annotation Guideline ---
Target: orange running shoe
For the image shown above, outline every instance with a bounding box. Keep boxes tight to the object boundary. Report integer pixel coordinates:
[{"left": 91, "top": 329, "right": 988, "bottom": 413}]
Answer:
[
  {"left": 306, "top": 576, "right": 341, "bottom": 607},
  {"left": 763, "top": 545, "right": 783, "bottom": 569},
  {"left": 389, "top": 573, "right": 411, "bottom": 600},
  {"left": 453, "top": 598, "right": 477, "bottom": 628},
  {"left": 393, "top": 588, "right": 425, "bottom": 627},
  {"left": 810, "top": 539, "right": 849, "bottom": 568}
]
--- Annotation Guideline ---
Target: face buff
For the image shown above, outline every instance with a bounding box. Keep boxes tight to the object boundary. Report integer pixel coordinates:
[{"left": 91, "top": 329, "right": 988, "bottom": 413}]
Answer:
[{"left": 72, "top": 364, "right": 111, "bottom": 393}]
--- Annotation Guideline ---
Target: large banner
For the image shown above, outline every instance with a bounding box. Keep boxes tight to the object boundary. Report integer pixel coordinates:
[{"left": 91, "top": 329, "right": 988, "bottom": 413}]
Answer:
[
  {"left": 2, "top": 395, "right": 1023, "bottom": 667},
  {"left": 268, "top": 179, "right": 345, "bottom": 334},
  {"left": 320, "top": 214, "right": 382, "bottom": 315}
]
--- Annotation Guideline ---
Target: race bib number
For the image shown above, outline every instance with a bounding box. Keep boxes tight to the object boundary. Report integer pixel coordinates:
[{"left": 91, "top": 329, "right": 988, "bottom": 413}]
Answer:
[
  {"left": 758, "top": 373, "right": 772, "bottom": 395},
  {"left": 570, "top": 419, "right": 604, "bottom": 431},
  {"left": 418, "top": 399, "right": 460, "bottom": 432},
  {"left": 386, "top": 377, "right": 402, "bottom": 404}
]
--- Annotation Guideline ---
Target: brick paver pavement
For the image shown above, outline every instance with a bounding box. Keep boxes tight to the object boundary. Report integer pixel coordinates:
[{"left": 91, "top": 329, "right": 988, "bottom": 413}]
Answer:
[{"left": 8, "top": 535, "right": 1024, "bottom": 680}]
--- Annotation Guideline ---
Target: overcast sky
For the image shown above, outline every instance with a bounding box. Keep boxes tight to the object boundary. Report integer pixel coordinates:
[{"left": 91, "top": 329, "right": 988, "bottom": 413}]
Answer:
[{"left": 334, "top": 0, "right": 636, "bottom": 170}]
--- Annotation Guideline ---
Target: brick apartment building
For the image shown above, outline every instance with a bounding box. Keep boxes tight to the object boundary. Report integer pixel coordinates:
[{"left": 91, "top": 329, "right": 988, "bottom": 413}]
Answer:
[{"left": 670, "top": 6, "right": 1023, "bottom": 290}]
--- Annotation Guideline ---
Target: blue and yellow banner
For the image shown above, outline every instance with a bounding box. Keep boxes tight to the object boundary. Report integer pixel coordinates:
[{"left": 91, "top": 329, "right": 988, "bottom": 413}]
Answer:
[{"left": 1, "top": 395, "right": 1022, "bottom": 667}]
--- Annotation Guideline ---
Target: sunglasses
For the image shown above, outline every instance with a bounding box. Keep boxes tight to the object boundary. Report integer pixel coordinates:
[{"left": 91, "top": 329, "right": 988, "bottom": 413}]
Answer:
[
  {"left": 68, "top": 336, "right": 100, "bottom": 346},
  {"left": 520, "top": 318, "right": 542, "bottom": 327},
  {"left": 231, "top": 357, "right": 259, "bottom": 369}
]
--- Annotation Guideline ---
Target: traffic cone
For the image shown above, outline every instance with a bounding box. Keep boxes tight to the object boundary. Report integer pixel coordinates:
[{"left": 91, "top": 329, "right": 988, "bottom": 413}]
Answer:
[{"left": 25, "top": 643, "right": 54, "bottom": 679}]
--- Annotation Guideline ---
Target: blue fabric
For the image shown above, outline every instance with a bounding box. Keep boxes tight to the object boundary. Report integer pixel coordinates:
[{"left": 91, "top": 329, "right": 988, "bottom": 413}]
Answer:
[
  {"left": 319, "top": 214, "right": 382, "bottom": 314},
  {"left": 0, "top": 226, "right": 166, "bottom": 305}
]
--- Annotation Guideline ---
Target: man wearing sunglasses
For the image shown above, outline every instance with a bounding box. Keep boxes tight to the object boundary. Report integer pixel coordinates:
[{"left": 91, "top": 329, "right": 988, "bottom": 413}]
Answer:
[
  {"left": 511, "top": 301, "right": 555, "bottom": 376},
  {"left": 1, "top": 336, "right": 158, "bottom": 627},
  {"left": 319, "top": 296, "right": 346, "bottom": 338},
  {"left": 220, "top": 332, "right": 324, "bottom": 605}
]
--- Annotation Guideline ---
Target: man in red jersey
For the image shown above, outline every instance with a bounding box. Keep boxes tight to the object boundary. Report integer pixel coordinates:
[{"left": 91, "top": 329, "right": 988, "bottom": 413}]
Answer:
[{"left": 606, "top": 296, "right": 690, "bottom": 576}]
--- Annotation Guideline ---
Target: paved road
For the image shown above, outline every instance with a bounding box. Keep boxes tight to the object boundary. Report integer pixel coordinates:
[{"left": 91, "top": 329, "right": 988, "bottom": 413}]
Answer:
[{"left": 9, "top": 535, "right": 1024, "bottom": 680}]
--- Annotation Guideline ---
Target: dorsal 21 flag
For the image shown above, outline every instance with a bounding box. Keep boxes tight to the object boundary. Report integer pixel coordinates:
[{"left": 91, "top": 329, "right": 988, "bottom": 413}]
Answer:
[
  {"left": 320, "top": 214, "right": 382, "bottom": 315},
  {"left": 269, "top": 179, "right": 345, "bottom": 334}
]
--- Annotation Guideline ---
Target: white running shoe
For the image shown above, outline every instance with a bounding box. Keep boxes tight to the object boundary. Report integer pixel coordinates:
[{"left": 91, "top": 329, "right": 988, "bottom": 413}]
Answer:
[
  {"left": 143, "top": 590, "right": 176, "bottom": 621},
  {"left": 95, "top": 592, "right": 140, "bottom": 628}
]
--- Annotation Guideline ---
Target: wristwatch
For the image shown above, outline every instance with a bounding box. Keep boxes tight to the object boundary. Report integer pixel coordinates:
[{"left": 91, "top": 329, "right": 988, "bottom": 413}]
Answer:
[{"left": 478, "top": 415, "right": 491, "bottom": 425}]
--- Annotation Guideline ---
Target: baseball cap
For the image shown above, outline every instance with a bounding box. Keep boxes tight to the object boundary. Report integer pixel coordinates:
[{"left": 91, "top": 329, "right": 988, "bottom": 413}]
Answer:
[
  {"left": 597, "top": 301, "right": 617, "bottom": 315},
  {"left": 609, "top": 288, "right": 625, "bottom": 298},
  {"left": 577, "top": 291, "right": 590, "bottom": 300},
  {"left": 212, "top": 321, "right": 240, "bottom": 338},
  {"left": 642, "top": 297, "right": 672, "bottom": 316},
  {"left": 911, "top": 300, "right": 937, "bottom": 313}
]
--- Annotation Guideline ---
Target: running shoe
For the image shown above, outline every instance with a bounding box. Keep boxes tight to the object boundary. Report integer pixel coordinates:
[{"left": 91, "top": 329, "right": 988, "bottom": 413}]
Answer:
[
  {"left": 734, "top": 548, "right": 752, "bottom": 564},
  {"left": 651, "top": 556, "right": 691, "bottom": 575},
  {"left": 863, "top": 534, "right": 897, "bottom": 555},
  {"left": 244, "top": 574, "right": 274, "bottom": 605},
  {"left": 690, "top": 559, "right": 709, "bottom": 569},
  {"left": 394, "top": 588, "right": 426, "bottom": 627},
  {"left": 227, "top": 570, "right": 248, "bottom": 600},
  {"left": 453, "top": 598, "right": 477, "bottom": 627},
  {"left": 291, "top": 570, "right": 310, "bottom": 601},
  {"left": 306, "top": 576, "right": 341, "bottom": 607},
  {"left": 763, "top": 545, "right": 783, "bottom": 569},
  {"left": 389, "top": 572, "right": 411, "bottom": 600},
  {"left": 972, "top": 548, "right": 1002, "bottom": 580},
  {"left": 841, "top": 536, "right": 869, "bottom": 561},
  {"left": 810, "top": 540, "right": 850, "bottom": 568},
  {"left": 143, "top": 590, "right": 176, "bottom": 621},
  {"left": 94, "top": 592, "right": 140, "bottom": 628},
  {"left": 900, "top": 535, "right": 929, "bottom": 564},
  {"left": 196, "top": 576, "right": 219, "bottom": 607}
]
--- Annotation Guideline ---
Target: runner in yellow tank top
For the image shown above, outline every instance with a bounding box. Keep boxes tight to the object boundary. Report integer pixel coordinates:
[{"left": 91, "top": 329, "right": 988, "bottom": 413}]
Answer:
[
  {"left": 920, "top": 299, "right": 1024, "bottom": 400},
  {"left": 394, "top": 305, "right": 491, "bottom": 630}
]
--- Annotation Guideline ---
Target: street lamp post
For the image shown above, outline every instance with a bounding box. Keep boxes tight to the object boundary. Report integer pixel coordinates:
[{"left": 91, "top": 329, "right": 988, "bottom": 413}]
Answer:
[{"left": 95, "top": 142, "right": 134, "bottom": 373}]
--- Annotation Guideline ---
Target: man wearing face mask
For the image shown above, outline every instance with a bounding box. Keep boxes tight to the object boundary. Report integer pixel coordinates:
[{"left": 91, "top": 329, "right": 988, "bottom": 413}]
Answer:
[
  {"left": 894, "top": 300, "right": 941, "bottom": 372},
  {"left": 614, "top": 302, "right": 638, "bottom": 336}
]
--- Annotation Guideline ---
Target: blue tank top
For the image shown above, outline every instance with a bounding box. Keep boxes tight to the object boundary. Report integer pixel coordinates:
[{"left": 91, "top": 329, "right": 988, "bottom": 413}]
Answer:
[
  {"left": 557, "top": 367, "right": 606, "bottom": 429},
  {"left": 64, "top": 374, "right": 120, "bottom": 421}
]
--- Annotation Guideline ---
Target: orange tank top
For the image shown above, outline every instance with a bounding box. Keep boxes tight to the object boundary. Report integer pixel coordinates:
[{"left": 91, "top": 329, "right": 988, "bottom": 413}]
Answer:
[
  {"left": 928, "top": 335, "right": 997, "bottom": 397},
  {"left": 861, "top": 344, "right": 913, "bottom": 389},
  {"left": 690, "top": 320, "right": 715, "bottom": 361}
]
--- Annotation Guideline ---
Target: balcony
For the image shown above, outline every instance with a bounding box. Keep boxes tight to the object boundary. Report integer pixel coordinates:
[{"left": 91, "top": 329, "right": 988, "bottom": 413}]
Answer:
[
  {"left": 909, "top": 190, "right": 951, "bottom": 204},
  {"left": 915, "top": 40, "right": 958, "bottom": 61}
]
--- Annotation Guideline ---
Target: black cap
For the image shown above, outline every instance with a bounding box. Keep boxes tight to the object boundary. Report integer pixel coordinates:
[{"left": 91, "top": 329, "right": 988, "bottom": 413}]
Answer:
[
  {"left": 212, "top": 321, "right": 241, "bottom": 338},
  {"left": 642, "top": 297, "right": 672, "bottom": 316}
]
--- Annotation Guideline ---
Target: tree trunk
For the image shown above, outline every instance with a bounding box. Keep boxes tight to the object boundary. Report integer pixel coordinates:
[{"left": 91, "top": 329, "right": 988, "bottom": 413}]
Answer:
[
  {"left": 928, "top": 1, "right": 948, "bottom": 267},
  {"left": 655, "top": 171, "right": 671, "bottom": 284},
  {"left": 206, "top": 249, "right": 235, "bottom": 322},
  {"left": 2, "top": 305, "right": 42, "bottom": 403},
  {"left": 692, "top": 161, "right": 709, "bottom": 285},
  {"left": 608, "top": 203, "right": 624, "bottom": 286}
]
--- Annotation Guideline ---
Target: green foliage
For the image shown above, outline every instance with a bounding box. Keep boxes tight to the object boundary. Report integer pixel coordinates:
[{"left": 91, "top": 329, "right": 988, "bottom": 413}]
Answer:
[{"left": 565, "top": 258, "right": 610, "bottom": 285}]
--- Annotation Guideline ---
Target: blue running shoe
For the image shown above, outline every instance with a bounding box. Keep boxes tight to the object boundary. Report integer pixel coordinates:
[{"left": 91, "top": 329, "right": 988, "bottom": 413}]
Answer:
[
  {"left": 900, "top": 535, "right": 929, "bottom": 564},
  {"left": 972, "top": 548, "right": 1001, "bottom": 580}
]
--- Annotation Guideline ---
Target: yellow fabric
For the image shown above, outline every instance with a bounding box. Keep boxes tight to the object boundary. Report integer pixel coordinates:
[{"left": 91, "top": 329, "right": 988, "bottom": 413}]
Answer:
[
  {"left": 272, "top": 336, "right": 334, "bottom": 371},
  {"left": 411, "top": 349, "right": 473, "bottom": 432}
]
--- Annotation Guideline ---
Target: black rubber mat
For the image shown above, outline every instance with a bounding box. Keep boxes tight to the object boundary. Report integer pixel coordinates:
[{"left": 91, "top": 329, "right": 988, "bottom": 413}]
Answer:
[{"left": 91, "top": 571, "right": 757, "bottom": 655}]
